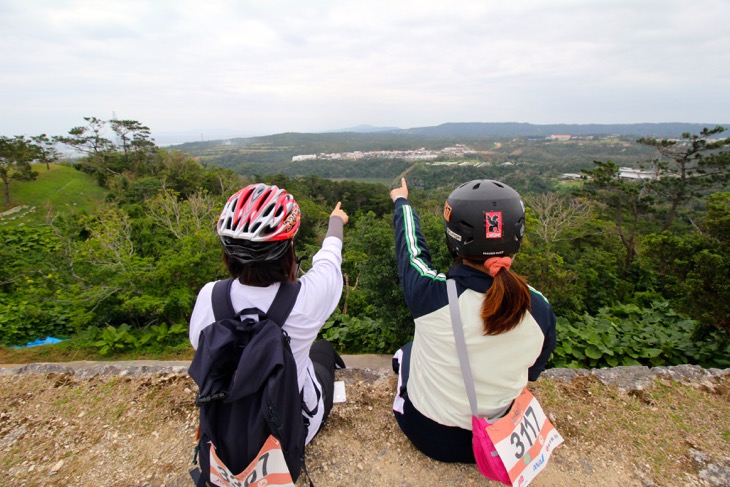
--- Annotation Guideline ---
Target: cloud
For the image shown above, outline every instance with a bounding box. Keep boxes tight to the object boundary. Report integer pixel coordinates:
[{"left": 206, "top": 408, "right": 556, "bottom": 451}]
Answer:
[{"left": 1, "top": 0, "right": 729, "bottom": 138}]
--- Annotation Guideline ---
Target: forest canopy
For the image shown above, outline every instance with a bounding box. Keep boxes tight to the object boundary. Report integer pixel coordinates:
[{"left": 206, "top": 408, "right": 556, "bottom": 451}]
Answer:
[{"left": 2, "top": 117, "right": 728, "bottom": 369}]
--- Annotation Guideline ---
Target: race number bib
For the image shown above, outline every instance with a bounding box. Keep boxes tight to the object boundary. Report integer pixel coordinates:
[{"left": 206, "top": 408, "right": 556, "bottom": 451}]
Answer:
[
  {"left": 487, "top": 389, "right": 563, "bottom": 487},
  {"left": 209, "top": 435, "right": 294, "bottom": 487}
]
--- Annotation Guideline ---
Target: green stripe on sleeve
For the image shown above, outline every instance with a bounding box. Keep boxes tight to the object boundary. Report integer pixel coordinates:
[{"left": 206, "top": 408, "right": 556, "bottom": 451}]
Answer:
[{"left": 402, "top": 205, "right": 446, "bottom": 281}]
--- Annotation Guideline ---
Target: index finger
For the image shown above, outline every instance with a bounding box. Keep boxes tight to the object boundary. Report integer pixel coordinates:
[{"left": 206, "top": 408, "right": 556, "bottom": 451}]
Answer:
[
  {"left": 401, "top": 178, "right": 407, "bottom": 189},
  {"left": 334, "top": 201, "right": 342, "bottom": 211}
]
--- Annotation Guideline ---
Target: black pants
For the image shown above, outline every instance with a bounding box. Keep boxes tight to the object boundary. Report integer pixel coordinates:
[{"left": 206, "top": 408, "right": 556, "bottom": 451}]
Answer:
[
  {"left": 309, "top": 339, "right": 345, "bottom": 427},
  {"left": 393, "top": 342, "right": 476, "bottom": 463}
]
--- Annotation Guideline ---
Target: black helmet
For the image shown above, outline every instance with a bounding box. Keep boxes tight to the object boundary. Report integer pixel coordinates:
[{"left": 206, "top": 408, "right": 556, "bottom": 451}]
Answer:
[{"left": 444, "top": 180, "right": 525, "bottom": 258}]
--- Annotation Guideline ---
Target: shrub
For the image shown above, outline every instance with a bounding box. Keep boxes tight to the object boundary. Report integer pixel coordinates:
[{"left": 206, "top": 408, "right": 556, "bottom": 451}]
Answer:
[
  {"left": 550, "top": 301, "right": 729, "bottom": 369},
  {"left": 320, "top": 312, "right": 400, "bottom": 354}
]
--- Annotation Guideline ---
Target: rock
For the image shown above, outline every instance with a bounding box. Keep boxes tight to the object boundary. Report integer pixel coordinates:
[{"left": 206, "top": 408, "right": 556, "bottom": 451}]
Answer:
[
  {"left": 541, "top": 368, "right": 589, "bottom": 382},
  {"left": 591, "top": 366, "right": 656, "bottom": 392},
  {"left": 19, "top": 364, "right": 74, "bottom": 375},
  {"left": 690, "top": 448, "right": 730, "bottom": 487}
]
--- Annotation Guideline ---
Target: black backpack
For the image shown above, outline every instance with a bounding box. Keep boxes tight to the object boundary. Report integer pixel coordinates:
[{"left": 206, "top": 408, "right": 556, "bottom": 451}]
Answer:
[{"left": 188, "top": 278, "right": 306, "bottom": 486}]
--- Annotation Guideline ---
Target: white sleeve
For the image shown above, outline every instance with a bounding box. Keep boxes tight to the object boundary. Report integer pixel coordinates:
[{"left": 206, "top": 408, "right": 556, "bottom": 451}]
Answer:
[
  {"left": 189, "top": 281, "right": 216, "bottom": 350},
  {"left": 296, "top": 236, "right": 343, "bottom": 323},
  {"left": 284, "top": 235, "right": 344, "bottom": 370}
]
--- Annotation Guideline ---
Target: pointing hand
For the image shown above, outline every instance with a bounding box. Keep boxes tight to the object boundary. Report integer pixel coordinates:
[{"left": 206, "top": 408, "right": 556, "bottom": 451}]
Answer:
[{"left": 390, "top": 178, "right": 409, "bottom": 202}]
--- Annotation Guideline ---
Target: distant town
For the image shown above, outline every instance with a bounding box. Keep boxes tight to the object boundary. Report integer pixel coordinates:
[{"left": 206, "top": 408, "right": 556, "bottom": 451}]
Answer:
[
  {"left": 291, "top": 135, "right": 621, "bottom": 163},
  {"left": 292, "top": 144, "right": 482, "bottom": 163},
  {"left": 290, "top": 138, "right": 664, "bottom": 182}
]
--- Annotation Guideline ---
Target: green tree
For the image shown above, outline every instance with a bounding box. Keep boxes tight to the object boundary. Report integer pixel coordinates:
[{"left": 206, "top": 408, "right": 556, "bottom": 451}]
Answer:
[
  {"left": 341, "top": 211, "right": 412, "bottom": 348},
  {"left": 644, "top": 192, "right": 730, "bottom": 333},
  {"left": 638, "top": 126, "right": 730, "bottom": 230},
  {"left": 524, "top": 192, "right": 593, "bottom": 252},
  {"left": 56, "top": 117, "right": 117, "bottom": 184},
  {"left": 580, "top": 160, "right": 655, "bottom": 268},
  {"left": 57, "top": 116, "right": 162, "bottom": 186},
  {"left": 57, "top": 116, "right": 114, "bottom": 157},
  {"left": 109, "top": 119, "right": 159, "bottom": 177},
  {"left": 0, "top": 135, "right": 40, "bottom": 207},
  {"left": 30, "top": 134, "right": 60, "bottom": 170}
]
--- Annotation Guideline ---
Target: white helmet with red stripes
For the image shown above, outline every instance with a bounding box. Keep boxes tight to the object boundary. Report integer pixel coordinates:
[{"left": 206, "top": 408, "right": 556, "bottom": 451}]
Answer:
[{"left": 217, "top": 183, "right": 301, "bottom": 263}]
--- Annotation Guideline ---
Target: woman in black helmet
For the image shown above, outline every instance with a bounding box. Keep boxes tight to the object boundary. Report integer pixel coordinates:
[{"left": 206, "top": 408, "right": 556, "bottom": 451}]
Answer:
[{"left": 389, "top": 178, "right": 556, "bottom": 463}]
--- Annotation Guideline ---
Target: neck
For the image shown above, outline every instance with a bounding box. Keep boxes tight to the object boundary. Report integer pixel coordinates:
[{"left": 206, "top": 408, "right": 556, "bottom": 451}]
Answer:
[{"left": 462, "top": 259, "right": 490, "bottom": 275}]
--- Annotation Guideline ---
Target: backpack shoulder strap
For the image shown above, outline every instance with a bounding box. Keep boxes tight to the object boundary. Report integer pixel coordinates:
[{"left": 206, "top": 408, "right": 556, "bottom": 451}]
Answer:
[
  {"left": 266, "top": 280, "right": 302, "bottom": 326},
  {"left": 211, "top": 278, "right": 236, "bottom": 321}
]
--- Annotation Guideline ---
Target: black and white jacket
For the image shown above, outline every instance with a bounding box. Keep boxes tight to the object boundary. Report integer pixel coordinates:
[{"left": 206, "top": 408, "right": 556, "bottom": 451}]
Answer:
[{"left": 393, "top": 197, "right": 556, "bottom": 428}]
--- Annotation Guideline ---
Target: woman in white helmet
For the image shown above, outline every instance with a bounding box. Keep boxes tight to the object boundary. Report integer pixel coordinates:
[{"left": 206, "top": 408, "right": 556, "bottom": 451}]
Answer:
[
  {"left": 189, "top": 183, "right": 347, "bottom": 447},
  {"left": 389, "top": 178, "right": 556, "bottom": 463}
]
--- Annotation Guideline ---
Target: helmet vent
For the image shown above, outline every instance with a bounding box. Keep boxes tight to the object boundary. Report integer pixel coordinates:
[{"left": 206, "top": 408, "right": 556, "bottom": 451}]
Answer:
[
  {"left": 492, "top": 181, "right": 504, "bottom": 188},
  {"left": 472, "top": 182, "right": 481, "bottom": 190}
]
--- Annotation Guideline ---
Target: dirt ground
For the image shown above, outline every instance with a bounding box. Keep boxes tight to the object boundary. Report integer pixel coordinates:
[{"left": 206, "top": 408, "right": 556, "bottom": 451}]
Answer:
[{"left": 0, "top": 364, "right": 728, "bottom": 487}]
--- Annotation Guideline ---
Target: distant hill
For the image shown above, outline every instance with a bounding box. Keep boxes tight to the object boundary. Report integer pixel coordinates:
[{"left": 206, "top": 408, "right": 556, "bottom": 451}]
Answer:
[
  {"left": 328, "top": 124, "right": 402, "bottom": 133},
  {"left": 169, "top": 122, "right": 728, "bottom": 149},
  {"left": 396, "top": 122, "right": 728, "bottom": 138}
]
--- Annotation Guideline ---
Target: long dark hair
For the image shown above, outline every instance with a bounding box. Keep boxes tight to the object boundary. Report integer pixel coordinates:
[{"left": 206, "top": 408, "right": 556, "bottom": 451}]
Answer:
[{"left": 223, "top": 243, "right": 297, "bottom": 286}]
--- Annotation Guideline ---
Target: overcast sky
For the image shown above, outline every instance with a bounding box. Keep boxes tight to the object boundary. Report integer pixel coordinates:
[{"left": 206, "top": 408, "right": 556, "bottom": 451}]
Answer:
[{"left": 1, "top": 0, "right": 729, "bottom": 143}]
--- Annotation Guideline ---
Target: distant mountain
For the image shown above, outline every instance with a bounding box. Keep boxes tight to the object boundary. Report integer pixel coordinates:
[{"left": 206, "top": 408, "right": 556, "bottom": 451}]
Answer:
[
  {"left": 328, "top": 124, "right": 402, "bottom": 133},
  {"left": 153, "top": 129, "right": 261, "bottom": 147},
  {"left": 168, "top": 122, "right": 730, "bottom": 150},
  {"left": 396, "top": 122, "right": 727, "bottom": 138}
]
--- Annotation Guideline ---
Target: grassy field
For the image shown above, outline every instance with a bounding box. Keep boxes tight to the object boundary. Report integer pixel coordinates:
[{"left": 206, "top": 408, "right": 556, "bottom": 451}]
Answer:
[
  {"left": 331, "top": 177, "right": 394, "bottom": 185},
  {"left": 0, "top": 339, "right": 194, "bottom": 364},
  {"left": 1, "top": 163, "right": 108, "bottom": 225}
]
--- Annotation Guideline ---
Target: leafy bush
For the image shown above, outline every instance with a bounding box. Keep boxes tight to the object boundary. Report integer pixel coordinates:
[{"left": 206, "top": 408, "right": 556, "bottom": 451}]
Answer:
[
  {"left": 320, "top": 312, "right": 400, "bottom": 354},
  {"left": 550, "top": 301, "right": 729, "bottom": 369},
  {"left": 0, "top": 291, "right": 89, "bottom": 346},
  {"left": 139, "top": 323, "right": 187, "bottom": 347},
  {"left": 87, "top": 322, "right": 189, "bottom": 356},
  {"left": 94, "top": 324, "right": 137, "bottom": 355}
]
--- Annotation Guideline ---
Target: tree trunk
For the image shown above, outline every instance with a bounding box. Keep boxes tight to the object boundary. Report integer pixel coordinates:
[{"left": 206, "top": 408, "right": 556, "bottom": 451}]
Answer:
[{"left": 3, "top": 179, "right": 10, "bottom": 208}]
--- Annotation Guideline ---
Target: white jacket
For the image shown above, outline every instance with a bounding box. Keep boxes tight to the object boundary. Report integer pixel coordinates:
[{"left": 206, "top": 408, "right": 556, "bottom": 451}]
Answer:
[{"left": 189, "top": 236, "right": 343, "bottom": 443}]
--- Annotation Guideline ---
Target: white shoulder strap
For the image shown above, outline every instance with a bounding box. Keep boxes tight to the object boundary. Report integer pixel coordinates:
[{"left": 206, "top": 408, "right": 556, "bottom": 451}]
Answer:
[{"left": 446, "top": 279, "right": 479, "bottom": 417}]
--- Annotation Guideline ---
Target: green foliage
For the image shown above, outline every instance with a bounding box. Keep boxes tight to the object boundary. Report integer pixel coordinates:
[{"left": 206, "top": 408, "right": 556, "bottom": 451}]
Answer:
[
  {"left": 1, "top": 135, "right": 41, "bottom": 207},
  {"left": 550, "top": 302, "right": 728, "bottom": 369},
  {"left": 93, "top": 324, "right": 137, "bottom": 355},
  {"left": 340, "top": 211, "right": 412, "bottom": 343},
  {"left": 643, "top": 193, "right": 730, "bottom": 333},
  {"left": 0, "top": 299, "right": 74, "bottom": 346},
  {"left": 77, "top": 322, "right": 188, "bottom": 356},
  {"left": 0, "top": 226, "right": 91, "bottom": 345},
  {"left": 139, "top": 323, "right": 188, "bottom": 347},
  {"left": 638, "top": 126, "right": 730, "bottom": 230},
  {"left": 320, "top": 312, "right": 400, "bottom": 353},
  {"left": 3, "top": 120, "right": 729, "bottom": 366},
  {"left": 2, "top": 165, "right": 108, "bottom": 225},
  {"left": 578, "top": 160, "right": 656, "bottom": 268},
  {"left": 176, "top": 131, "right": 655, "bottom": 182}
]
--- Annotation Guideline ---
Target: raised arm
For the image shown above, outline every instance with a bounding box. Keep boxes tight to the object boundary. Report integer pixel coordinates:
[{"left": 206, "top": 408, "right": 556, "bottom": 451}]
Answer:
[{"left": 391, "top": 179, "right": 446, "bottom": 318}]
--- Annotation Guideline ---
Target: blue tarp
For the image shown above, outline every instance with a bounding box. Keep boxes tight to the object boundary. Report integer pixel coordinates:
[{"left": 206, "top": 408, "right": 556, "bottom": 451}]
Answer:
[{"left": 13, "top": 336, "right": 67, "bottom": 348}]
